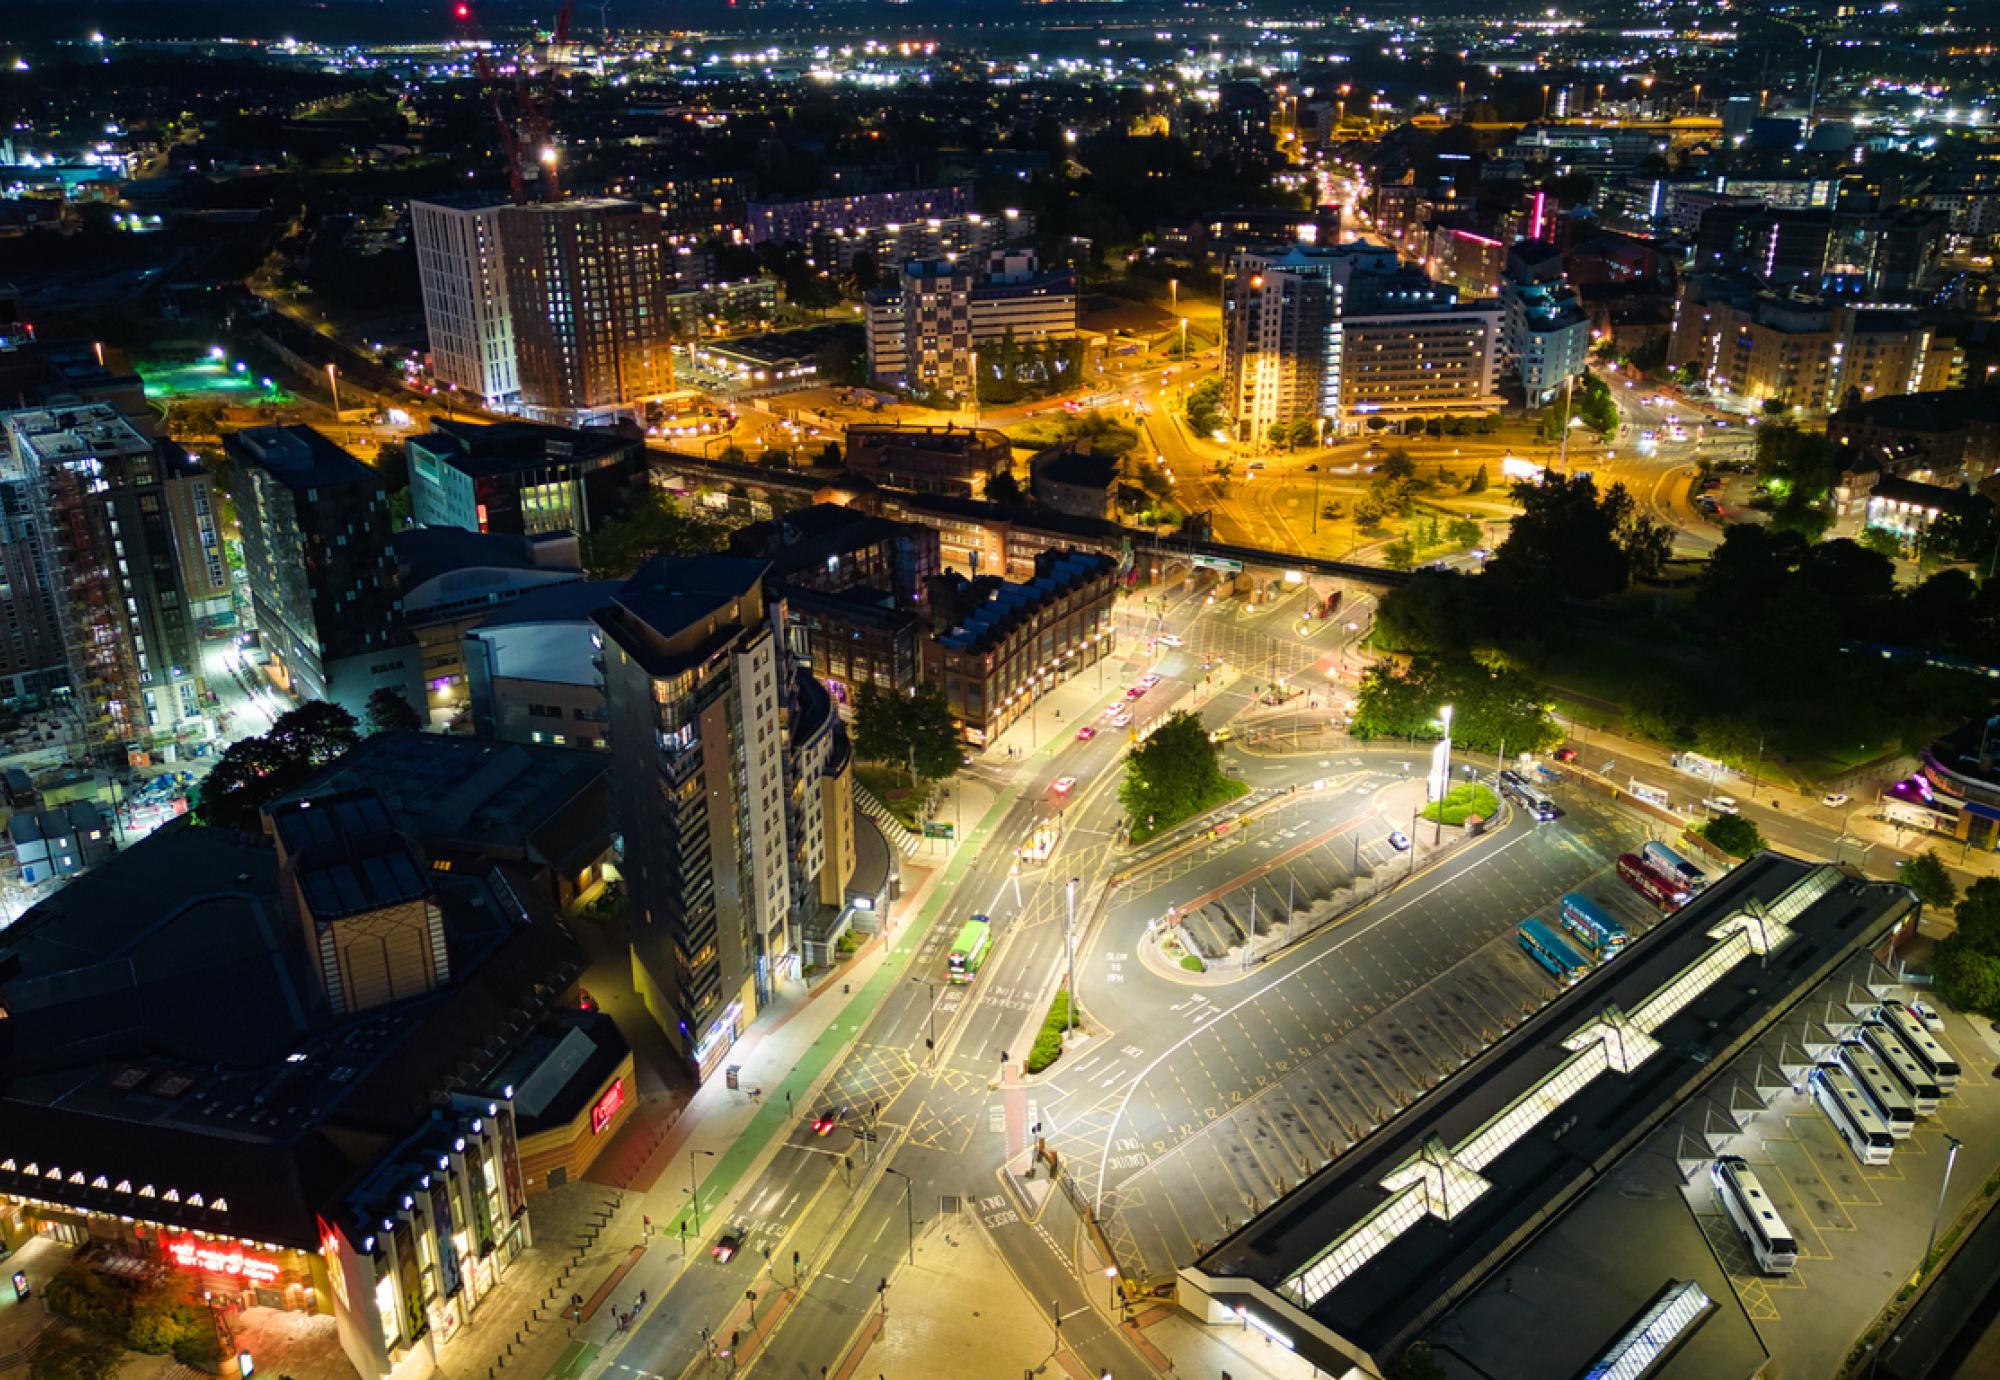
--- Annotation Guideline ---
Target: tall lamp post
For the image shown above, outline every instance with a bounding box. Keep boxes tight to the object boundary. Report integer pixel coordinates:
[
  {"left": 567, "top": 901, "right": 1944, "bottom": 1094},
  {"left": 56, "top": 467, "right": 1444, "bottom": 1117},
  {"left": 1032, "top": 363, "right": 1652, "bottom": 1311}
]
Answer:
[
  {"left": 1064, "top": 877, "right": 1080, "bottom": 1035},
  {"left": 325, "top": 363, "right": 340, "bottom": 418},
  {"left": 1924, "top": 1135, "right": 1965, "bottom": 1267},
  {"left": 687, "top": 1147, "right": 716, "bottom": 1233},
  {"left": 883, "top": 1167, "right": 917, "bottom": 1266},
  {"left": 1434, "top": 704, "right": 1454, "bottom": 844}
]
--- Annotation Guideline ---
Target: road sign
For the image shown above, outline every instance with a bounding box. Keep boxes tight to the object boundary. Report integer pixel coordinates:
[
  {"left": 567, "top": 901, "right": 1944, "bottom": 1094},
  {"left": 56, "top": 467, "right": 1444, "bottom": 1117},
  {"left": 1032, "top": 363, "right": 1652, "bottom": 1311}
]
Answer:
[
  {"left": 1193, "top": 554, "right": 1244, "bottom": 573},
  {"left": 923, "top": 822, "right": 955, "bottom": 839}
]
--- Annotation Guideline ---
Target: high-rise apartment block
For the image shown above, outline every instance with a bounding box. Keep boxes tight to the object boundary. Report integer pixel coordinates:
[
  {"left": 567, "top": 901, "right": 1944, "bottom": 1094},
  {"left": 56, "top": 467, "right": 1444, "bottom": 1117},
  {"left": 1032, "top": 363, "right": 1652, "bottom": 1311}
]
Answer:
[
  {"left": 497, "top": 199, "right": 677, "bottom": 418},
  {"left": 595, "top": 556, "right": 852, "bottom": 1077},
  {"left": 1, "top": 405, "right": 215, "bottom": 755},
  {"left": 864, "top": 252, "right": 1078, "bottom": 392},
  {"left": 745, "top": 184, "right": 972, "bottom": 246},
  {"left": 412, "top": 199, "right": 677, "bottom": 420},
  {"left": 410, "top": 200, "right": 519, "bottom": 404},
  {"left": 1500, "top": 241, "right": 1592, "bottom": 406},
  {"left": 226, "top": 426, "right": 423, "bottom": 719},
  {"left": 1223, "top": 243, "right": 1501, "bottom": 439},
  {"left": 1669, "top": 277, "right": 1964, "bottom": 412}
]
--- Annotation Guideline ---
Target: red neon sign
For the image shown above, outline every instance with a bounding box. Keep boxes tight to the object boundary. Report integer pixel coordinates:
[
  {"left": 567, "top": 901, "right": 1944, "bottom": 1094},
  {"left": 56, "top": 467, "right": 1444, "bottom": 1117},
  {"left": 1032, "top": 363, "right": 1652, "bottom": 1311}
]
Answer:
[
  {"left": 590, "top": 1078, "right": 626, "bottom": 1135},
  {"left": 166, "top": 1237, "right": 282, "bottom": 1286}
]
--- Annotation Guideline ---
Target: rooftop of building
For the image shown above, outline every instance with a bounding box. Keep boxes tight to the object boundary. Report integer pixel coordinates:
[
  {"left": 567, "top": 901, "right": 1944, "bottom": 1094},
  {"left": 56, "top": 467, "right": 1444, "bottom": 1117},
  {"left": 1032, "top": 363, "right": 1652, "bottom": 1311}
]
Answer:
[
  {"left": 409, "top": 417, "right": 639, "bottom": 478},
  {"left": 2, "top": 400, "right": 154, "bottom": 465},
  {"left": 470, "top": 578, "right": 622, "bottom": 632},
  {"left": 847, "top": 422, "right": 1010, "bottom": 457},
  {"left": 698, "top": 323, "right": 863, "bottom": 367},
  {"left": 1189, "top": 854, "right": 1913, "bottom": 1366},
  {"left": 1033, "top": 446, "right": 1118, "bottom": 492},
  {"left": 1835, "top": 386, "right": 2000, "bottom": 434},
  {"left": 392, "top": 526, "right": 575, "bottom": 592},
  {"left": 780, "top": 582, "right": 915, "bottom": 631},
  {"left": 273, "top": 732, "right": 609, "bottom": 879},
  {"left": 484, "top": 1009, "right": 631, "bottom": 1137},
  {"left": 6, "top": 798, "right": 113, "bottom": 846},
  {"left": 0, "top": 822, "right": 586, "bottom": 1248},
  {"left": 729, "top": 503, "right": 918, "bottom": 575},
  {"left": 937, "top": 549, "right": 1117, "bottom": 655},
  {"left": 225, "top": 424, "right": 375, "bottom": 490},
  {"left": 1868, "top": 475, "right": 1989, "bottom": 514},
  {"left": 610, "top": 552, "right": 769, "bottom": 640},
  {"left": 269, "top": 790, "right": 431, "bottom": 921}
]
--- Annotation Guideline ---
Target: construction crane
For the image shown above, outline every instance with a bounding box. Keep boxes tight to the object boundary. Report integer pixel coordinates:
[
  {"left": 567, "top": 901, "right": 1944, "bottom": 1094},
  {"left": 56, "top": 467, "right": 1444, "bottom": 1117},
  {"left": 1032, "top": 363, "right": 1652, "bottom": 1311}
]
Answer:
[{"left": 461, "top": 1, "right": 573, "bottom": 205}]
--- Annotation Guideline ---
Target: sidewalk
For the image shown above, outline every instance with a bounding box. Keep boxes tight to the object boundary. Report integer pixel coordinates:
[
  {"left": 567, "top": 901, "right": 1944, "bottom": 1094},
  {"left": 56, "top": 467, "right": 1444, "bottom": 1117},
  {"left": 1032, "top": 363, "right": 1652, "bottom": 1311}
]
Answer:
[{"left": 826, "top": 1217, "right": 1067, "bottom": 1380}]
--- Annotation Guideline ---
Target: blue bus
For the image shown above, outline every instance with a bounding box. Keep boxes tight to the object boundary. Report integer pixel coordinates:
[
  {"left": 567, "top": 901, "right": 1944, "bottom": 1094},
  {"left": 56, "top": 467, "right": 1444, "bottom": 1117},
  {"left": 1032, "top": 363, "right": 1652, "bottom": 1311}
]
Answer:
[
  {"left": 1518, "top": 918, "right": 1590, "bottom": 986},
  {"left": 1558, "top": 892, "right": 1630, "bottom": 957}
]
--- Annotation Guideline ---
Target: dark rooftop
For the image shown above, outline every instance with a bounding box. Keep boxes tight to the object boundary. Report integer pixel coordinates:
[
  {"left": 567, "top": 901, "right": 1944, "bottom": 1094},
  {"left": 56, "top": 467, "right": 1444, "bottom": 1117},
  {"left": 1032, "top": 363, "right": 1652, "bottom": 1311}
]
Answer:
[
  {"left": 274, "top": 733, "right": 609, "bottom": 877},
  {"left": 226, "top": 424, "right": 375, "bottom": 490},
  {"left": 410, "top": 417, "right": 638, "bottom": 479},
  {"left": 392, "top": 526, "right": 558, "bottom": 592},
  {"left": 1186, "top": 854, "right": 1914, "bottom": 1372},
  {"left": 270, "top": 791, "right": 430, "bottom": 921}
]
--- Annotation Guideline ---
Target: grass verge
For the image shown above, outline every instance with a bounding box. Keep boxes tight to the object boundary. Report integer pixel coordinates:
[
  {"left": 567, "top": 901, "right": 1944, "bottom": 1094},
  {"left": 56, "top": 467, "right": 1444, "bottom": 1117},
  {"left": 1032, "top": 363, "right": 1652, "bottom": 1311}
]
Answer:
[
  {"left": 1027, "top": 989, "right": 1074, "bottom": 1074},
  {"left": 1127, "top": 776, "right": 1251, "bottom": 846},
  {"left": 854, "top": 760, "right": 924, "bottom": 829},
  {"left": 1419, "top": 783, "right": 1500, "bottom": 826}
]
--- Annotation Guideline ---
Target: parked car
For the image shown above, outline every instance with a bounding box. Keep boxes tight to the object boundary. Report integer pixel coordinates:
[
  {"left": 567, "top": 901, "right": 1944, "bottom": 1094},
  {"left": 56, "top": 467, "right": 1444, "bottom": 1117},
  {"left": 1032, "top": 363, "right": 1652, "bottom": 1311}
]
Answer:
[
  {"left": 1821, "top": 792, "right": 1850, "bottom": 808},
  {"left": 1911, "top": 1001, "right": 1946, "bottom": 1033},
  {"left": 1387, "top": 830, "right": 1412, "bottom": 852}
]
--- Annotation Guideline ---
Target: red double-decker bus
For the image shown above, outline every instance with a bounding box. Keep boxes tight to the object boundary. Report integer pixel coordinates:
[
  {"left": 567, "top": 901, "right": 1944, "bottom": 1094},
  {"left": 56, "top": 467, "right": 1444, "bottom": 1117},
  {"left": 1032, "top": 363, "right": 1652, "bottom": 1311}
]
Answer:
[{"left": 1617, "top": 853, "right": 1689, "bottom": 911}]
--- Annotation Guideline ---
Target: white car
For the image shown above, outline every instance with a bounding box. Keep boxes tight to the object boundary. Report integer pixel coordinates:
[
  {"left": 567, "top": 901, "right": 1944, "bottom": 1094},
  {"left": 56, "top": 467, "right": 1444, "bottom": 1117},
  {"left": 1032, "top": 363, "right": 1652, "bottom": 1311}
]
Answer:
[
  {"left": 1110, "top": 710, "right": 1133, "bottom": 728},
  {"left": 1387, "top": 830, "right": 1412, "bottom": 852},
  {"left": 1703, "top": 796, "right": 1739, "bottom": 815},
  {"left": 1157, "top": 633, "right": 1184, "bottom": 647},
  {"left": 1822, "top": 792, "right": 1850, "bottom": 808},
  {"left": 1052, "top": 776, "right": 1077, "bottom": 795},
  {"left": 1911, "top": 1001, "right": 1946, "bottom": 1033}
]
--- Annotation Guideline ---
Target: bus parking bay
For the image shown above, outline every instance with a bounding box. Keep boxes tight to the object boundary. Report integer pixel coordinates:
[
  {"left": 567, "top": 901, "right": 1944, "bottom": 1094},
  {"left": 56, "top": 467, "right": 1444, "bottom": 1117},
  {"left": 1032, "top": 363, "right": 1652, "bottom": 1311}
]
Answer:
[
  {"left": 1056, "top": 796, "right": 1665, "bottom": 1282},
  {"left": 1680, "top": 967, "right": 2000, "bottom": 1379}
]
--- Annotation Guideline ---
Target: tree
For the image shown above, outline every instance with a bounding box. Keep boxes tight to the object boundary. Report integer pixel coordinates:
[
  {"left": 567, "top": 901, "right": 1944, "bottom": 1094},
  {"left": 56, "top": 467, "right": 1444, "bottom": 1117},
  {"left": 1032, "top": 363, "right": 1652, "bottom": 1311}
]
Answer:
[
  {"left": 1859, "top": 527, "right": 1904, "bottom": 560},
  {"left": 985, "top": 468, "right": 1025, "bottom": 506},
  {"left": 1286, "top": 417, "right": 1317, "bottom": 449},
  {"left": 850, "top": 683, "right": 961, "bottom": 782},
  {"left": 1488, "top": 471, "right": 1641, "bottom": 602},
  {"left": 1446, "top": 516, "right": 1483, "bottom": 549},
  {"left": 1700, "top": 812, "right": 1764, "bottom": 858},
  {"left": 813, "top": 441, "right": 843, "bottom": 469},
  {"left": 1386, "top": 1341, "right": 1449, "bottom": 1380},
  {"left": 1466, "top": 464, "right": 1489, "bottom": 494},
  {"left": 1379, "top": 447, "right": 1416, "bottom": 481},
  {"left": 1934, "top": 937, "right": 2000, "bottom": 1018},
  {"left": 1383, "top": 538, "right": 1416, "bottom": 570},
  {"left": 196, "top": 701, "right": 359, "bottom": 831},
  {"left": 1120, "top": 711, "right": 1229, "bottom": 833},
  {"left": 366, "top": 686, "right": 424, "bottom": 735},
  {"left": 581, "top": 492, "right": 729, "bottom": 580},
  {"left": 30, "top": 1330, "right": 122, "bottom": 1380},
  {"left": 1897, "top": 850, "right": 1959, "bottom": 911}
]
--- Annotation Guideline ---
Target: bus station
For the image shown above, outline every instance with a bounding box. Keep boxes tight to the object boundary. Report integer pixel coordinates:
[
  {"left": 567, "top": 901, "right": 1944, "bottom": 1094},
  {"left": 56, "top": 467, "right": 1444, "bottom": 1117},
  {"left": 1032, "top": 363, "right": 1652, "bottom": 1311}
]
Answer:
[{"left": 1177, "top": 853, "right": 1918, "bottom": 1378}]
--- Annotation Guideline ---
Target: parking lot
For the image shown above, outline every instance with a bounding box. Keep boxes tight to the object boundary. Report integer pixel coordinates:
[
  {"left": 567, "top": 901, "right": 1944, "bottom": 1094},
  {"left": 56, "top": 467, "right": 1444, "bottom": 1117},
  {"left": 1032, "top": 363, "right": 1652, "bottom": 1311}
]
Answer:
[
  {"left": 1676, "top": 963, "right": 2000, "bottom": 1379},
  {"left": 1052, "top": 792, "right": 1661, "bottom": 1281}
]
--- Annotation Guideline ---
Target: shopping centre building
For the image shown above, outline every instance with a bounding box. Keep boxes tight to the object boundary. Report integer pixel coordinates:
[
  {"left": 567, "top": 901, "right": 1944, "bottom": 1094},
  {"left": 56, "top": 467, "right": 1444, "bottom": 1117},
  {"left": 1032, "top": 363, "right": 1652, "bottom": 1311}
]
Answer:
[{"left": 0, "top": 752, "right": 627, "bottom": 1380}]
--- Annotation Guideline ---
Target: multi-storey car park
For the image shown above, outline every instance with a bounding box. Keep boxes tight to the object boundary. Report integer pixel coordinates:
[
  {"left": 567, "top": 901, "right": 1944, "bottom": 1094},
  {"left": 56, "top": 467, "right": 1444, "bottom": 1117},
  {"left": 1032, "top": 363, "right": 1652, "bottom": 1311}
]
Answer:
[{"left": 1178, "top": 853, "right": 1918, "bottom": 1378}]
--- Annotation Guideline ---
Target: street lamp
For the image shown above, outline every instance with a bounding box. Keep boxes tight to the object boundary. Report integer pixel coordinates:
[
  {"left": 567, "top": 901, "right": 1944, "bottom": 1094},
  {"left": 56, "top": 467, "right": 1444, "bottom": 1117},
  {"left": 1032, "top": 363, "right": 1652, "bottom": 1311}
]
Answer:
[
  {"left": 883, "top": 1167, "right": 917, "bottom": 1266},
  {"left": 687, "top": 1147, "right": 716, "bottom": 1233},
  {"left": 1105, "top": 1265, "right": 1119, "bottom": 1313},
  {"left": 1065, "top": 876, "right": 1080, "bottom": 1035},
  {"left": 325, "top": 363, "right": 340, "bottom": 418},
  {"left": 1924, "top": 1135, "right": 1964, "bottom": 1267}
]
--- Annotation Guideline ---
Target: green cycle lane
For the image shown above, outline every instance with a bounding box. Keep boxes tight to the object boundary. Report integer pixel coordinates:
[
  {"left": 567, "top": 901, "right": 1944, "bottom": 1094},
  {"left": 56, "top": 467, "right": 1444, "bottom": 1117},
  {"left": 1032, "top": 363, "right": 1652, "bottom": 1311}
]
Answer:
[{"left": 661, "top": 778, "right": 1025, "bottom": 1241}]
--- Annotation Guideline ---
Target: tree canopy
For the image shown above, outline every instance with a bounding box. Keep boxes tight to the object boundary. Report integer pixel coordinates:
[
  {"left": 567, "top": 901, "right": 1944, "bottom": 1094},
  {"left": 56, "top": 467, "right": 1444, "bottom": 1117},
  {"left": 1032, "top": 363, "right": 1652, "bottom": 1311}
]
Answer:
[
  {"left": 851, "top": 682, "right": 962, "bottom": 780},
  {"left": 366, "top": 686, "right": 424, "bottom": 735},
  {"left": 197, "top": 700, "right": 360, "bottom": 832},
  {"left": 1897, "top": 849, "right": 1959, "bottom": 910},
  {"left": 1486, "top": 471, "right": 1669, "bottom": 601},
  {"left": 1349, "top": 657, "right": 1562, "bottom": 756},
  {"left": 1699, "top": 812, "right": 1764, "bottom": 858},
  {"left": 581, "top": 492, "right": 730, "bottom": 580},
  {"left": 1120, "top": 711, "right": 1232, "bottom": 835}
]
